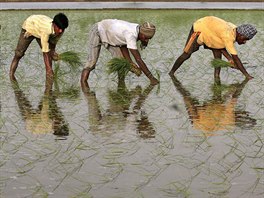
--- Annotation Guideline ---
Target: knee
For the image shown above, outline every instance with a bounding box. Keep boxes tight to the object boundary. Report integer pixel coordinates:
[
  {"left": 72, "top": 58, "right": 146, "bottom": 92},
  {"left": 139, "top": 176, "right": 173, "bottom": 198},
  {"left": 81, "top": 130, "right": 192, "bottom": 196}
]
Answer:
[
  {"left": 84, "top": 61, "right": 96, "bottom": 71},
  {"left": 181, "top": 52, "right": 192, "bottom": 60},
  {"left": 85, "top": 66, "right": 95, "bottom": 72},
  {"left": 15, "top": 49, "right": 25, "bottom": 59}
]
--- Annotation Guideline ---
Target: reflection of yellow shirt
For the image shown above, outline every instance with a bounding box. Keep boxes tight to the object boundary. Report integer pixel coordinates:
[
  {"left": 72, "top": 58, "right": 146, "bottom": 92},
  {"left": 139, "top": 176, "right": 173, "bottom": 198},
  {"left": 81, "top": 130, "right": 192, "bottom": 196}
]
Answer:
[
  {"left": 22, "top": 15, "right": 54, "bottom": 53},
  {"left": 193, "top": 99, "right": 236, "bottom": 135},
  {"left": 193, "top": 16, "right": 237, "bottom": 55},
  {"left": 25, "top": 99, "right": 53, "bottom": 134}
]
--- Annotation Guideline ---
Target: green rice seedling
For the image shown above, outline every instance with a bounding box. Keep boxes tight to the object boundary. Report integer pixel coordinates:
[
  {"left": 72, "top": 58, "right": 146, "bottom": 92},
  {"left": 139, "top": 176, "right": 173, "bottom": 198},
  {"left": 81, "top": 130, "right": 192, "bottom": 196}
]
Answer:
[
  {"left": 211, "top": 59, "right": 233, "bottom": 68},
  {"left": 58, "top": 51, "right": 82, "bottom": 70},
  {"left": 155, "top": 69, "right": 161, "bottom": 93},
  {"left": 107, "top": 58, "right": 141, "bottom": 79},
  {"left": 54, "top": 51, "right": 81, "bottom": 79}
]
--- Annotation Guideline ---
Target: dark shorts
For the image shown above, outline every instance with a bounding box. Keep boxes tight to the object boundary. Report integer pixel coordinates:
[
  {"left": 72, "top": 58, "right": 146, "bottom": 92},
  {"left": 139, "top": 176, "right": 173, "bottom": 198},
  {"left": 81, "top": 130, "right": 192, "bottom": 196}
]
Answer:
[
  {"left": 15, "top": 29, "right": 37, "bottom": 57},
  {"left": 15, "top": 29, "right": 59, "bottom": 57}
]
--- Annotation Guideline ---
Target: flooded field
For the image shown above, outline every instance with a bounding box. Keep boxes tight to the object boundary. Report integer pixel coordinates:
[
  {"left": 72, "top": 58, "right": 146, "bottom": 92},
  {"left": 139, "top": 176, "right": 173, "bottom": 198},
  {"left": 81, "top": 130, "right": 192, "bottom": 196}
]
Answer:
[{"left": 0, "top": 9, "right": 263, "bottom": 198}]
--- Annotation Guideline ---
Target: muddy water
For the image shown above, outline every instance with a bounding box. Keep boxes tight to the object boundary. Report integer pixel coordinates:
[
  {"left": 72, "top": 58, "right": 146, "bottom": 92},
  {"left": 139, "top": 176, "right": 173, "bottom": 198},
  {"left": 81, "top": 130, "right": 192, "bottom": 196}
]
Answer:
[{"left": 0, "top": 10, "right": 263, "bottom": 198}]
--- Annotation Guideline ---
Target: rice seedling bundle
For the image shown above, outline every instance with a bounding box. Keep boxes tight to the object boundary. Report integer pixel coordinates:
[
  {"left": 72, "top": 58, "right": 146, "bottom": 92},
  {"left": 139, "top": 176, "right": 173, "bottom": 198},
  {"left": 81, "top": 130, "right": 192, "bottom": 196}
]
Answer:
[
  {"left": 58, "top": 51, "right": 82, "bottom": 69},
  {"left": 211, "top": 59, "right": 233, "bottom": 68},
  {"left": 107, "top": 58, "right": 142, "bottom": 79}
]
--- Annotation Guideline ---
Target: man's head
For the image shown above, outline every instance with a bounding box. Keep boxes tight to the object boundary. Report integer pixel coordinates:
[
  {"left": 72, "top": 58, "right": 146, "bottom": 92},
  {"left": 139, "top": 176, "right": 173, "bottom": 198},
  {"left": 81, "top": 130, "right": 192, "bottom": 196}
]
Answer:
[
  {"left": 53, "top": 13, "right": 69, "bottom": 35},
  {"left": 236, "top": 24, "right": 257, "bottom": 45},
  {"left": 138, "top": 22, "right": 156, "bottom": 49}
]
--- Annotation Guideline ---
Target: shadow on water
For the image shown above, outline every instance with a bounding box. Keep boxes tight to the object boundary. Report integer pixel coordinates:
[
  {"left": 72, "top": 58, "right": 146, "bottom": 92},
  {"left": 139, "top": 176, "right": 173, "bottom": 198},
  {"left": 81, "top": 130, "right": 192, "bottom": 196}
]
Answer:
[
  {"left": 170, "top": 76, "right": 256, "bottom": 136},
  {"left": 11, "top": 76, "right": 69, "bottom": 138},
  {"left": 81, "top": 78, "right": 156, "bottom": 139}
]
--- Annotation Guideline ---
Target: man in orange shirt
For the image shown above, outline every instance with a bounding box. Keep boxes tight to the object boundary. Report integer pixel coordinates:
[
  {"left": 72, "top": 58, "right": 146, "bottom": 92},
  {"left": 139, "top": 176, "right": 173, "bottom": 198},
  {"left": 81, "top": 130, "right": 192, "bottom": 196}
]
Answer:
[{"left": 169, "top": 16, "right": 257, "bottom": 80}]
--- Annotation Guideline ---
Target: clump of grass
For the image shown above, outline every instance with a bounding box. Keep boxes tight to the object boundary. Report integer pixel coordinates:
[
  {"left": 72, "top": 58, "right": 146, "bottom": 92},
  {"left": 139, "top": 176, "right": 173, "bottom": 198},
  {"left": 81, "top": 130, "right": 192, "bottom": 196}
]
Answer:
[
  {"left": 107, "top": 58, "right": 141, "bottom": 79},
  {"left": 211, "top": 59, "right": 233, "bottom": 68},
  {"left": 54, "top": 51, "right": 82, "bottom": 78},
  {"left": 58, "top": 51, "right": 82, "bottom": 69}
]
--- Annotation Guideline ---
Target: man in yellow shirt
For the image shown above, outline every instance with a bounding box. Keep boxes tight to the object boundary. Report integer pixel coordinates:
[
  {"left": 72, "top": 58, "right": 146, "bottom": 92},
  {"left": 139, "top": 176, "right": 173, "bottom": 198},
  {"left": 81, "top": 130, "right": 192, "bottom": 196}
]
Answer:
[
  {"left": 11, "top": 76, "right": 69, "bottom": 136},
  {"left": 9, "top": 13, "right": 69, "bottom": 80},
  {"left": 169, "top": 16, "right": 257, "bottom": 80}
]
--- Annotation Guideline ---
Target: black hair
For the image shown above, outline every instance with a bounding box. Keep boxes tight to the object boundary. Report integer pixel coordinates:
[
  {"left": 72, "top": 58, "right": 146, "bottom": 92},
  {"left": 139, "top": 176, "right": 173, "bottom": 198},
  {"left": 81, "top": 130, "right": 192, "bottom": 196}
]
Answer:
[{"left": 53, "top": 13, "right": 69, "bottom": 30}]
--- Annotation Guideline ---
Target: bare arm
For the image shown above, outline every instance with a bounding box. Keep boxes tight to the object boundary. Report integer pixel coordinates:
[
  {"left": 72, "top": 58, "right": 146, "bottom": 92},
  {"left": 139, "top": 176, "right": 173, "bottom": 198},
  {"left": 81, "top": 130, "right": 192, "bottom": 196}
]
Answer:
[
  {"left": 221, "top": 49, "right": 234, "bottom": 64},
  {"left": 129, "top": 48, "right": 159, "bottom": 85},
  {"left": 43, "top": 52, "right": 53, "bottom": 76},
  {"left": 48, "top": 31, "right": 63, "bottom": 61},
  {"left": 232, "top": 54, "right": 253, "bottom": 79},
  {"left": 120, "top": 46, "right": 133, "bottom": 62},
  {"left": 49, "top": 43, "right": 59, "bottom": 61}
]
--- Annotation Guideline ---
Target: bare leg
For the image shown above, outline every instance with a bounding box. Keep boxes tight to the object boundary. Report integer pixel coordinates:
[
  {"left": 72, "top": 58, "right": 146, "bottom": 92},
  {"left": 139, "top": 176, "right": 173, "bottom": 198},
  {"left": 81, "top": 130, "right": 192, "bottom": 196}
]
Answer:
[
  {"left": 81, "top": 68, "right": 93, "bottom": 85},
  {"left": 10, "top": 29, "right": 34, "bottom": 80},
  {"left": 169, "top": 52, "right": 191, "bottom": 76},
  {"left": 10, "top": 57, "right": 21, "bottom": 80},
  {"left": 81, "top": 23, "right": 101, "bottom": 84},
  {"left": 212, "top": 49, "right": 222, "bottom": 80},
  {"left": 169, "top": 26, "right": 200, "bottom": 76}
]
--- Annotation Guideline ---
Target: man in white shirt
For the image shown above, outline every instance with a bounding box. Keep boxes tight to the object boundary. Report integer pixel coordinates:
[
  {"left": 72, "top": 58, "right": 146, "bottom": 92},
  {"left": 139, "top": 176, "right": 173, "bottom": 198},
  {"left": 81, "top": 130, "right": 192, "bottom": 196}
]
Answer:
[
  {"left": 9, "top": 13, "right": 69, "bottom": 80},
  {"left": 81, "top": 19, "right": 159, "bottom": 86}
]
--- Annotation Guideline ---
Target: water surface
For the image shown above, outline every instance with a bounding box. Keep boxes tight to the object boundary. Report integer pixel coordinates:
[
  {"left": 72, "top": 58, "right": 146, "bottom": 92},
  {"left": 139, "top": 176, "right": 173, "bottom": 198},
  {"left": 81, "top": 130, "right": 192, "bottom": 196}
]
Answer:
[{"left": 0, "top": 9, "right": 263, "bottom": 198}]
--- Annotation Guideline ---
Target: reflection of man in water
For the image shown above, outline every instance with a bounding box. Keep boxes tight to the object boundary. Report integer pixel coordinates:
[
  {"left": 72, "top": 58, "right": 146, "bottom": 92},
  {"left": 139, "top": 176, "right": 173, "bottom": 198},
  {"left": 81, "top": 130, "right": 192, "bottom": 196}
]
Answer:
[
  {"left": 81, "top": 79, "right": 156, "bottom": 139},
  {"left": 171, "top": 76, "right": 256, "bottom": 135},
  {"left": 11, "top": 77, "right": 69, "bottom": 136}
]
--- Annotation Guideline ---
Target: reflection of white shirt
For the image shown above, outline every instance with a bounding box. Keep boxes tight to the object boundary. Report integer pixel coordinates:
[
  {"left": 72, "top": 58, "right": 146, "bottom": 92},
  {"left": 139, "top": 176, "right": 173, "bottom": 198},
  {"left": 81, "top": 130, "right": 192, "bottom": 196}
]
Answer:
[{"left": 98, "top": 19, "right": 139, "bottom": 49}]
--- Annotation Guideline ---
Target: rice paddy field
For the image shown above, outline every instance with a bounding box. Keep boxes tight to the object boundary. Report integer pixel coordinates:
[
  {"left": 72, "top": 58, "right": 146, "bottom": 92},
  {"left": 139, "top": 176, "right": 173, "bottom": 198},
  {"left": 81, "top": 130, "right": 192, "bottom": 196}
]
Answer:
[{"left": 0, "top": 9, "right": 263, "bottom": 198}]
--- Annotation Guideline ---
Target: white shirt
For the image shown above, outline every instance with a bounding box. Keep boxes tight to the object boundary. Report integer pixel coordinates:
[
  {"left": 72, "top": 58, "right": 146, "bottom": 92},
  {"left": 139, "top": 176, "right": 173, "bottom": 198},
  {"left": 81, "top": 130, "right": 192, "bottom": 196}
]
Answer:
[{"left": 98, "top": 19, "right": 139, "bottom": 50}]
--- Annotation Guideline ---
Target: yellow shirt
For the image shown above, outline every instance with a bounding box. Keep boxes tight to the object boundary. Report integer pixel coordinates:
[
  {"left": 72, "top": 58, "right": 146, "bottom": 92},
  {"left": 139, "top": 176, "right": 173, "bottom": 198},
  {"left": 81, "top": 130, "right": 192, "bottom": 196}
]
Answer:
[
  {"left": 22, "top": 15, "right": 55, "bottom": 53},
  {"left": 25, "top": 98, "right": 53, "bottom": 134},
  {"left": 193, "top": 16, "right": 237, "bottom": 55},
  {"left": 192, "top": 99, "right": 236, "bottom": 135}
]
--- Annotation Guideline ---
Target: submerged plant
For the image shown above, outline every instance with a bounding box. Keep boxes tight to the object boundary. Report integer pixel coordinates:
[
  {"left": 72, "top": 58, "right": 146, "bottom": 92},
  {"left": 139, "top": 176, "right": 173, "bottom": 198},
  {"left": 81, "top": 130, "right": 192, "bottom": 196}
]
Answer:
[
  {"left": 58, "top": 51, "right": 82, "bottom": 70},
  {"left": 107, "top": 58, "right": 141, "bottom": 79},
  {"left": 54, "top": 51, "right": 82, "bottom": 79},
  {"left": 211, "top": 59, "right": 233, "bottom": 68}
]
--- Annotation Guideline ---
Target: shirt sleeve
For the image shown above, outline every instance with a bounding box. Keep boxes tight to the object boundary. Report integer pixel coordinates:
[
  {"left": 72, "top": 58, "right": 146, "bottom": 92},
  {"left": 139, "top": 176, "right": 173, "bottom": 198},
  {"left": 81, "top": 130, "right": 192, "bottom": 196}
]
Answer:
[
  {"left": 41, "top": 33, "right": 50, "bottom": 53},
  {"left": 224, "top": 39, "right": 237, "bottom": 55},
  {"left": 222, "top": 25, "right": 237, "bottom": 55},
  {"left": 125, "top": 32, "right": 138, "bottom": 49}
]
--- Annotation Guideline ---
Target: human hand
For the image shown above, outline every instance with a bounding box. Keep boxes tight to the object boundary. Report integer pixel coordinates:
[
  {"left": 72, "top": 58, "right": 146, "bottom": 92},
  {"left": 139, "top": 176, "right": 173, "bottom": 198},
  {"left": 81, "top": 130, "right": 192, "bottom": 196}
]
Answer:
[
  {"left": 130, "top": 63, "right": 142, "bottom": 76},
  {"left": 51, "top": 52, "right": 59, "bottom": 61},
  {"left": 228, "top": 59, "right": 239, "bottom": 69},
  {"left": 246, "top": 75, "right": 254, "bottom": 80},
  {"left": 150, "top": 77, "right": 159, "bottom": 85},
  {"left": 228, "top": 59, "right": 234, "bottom": 65}
]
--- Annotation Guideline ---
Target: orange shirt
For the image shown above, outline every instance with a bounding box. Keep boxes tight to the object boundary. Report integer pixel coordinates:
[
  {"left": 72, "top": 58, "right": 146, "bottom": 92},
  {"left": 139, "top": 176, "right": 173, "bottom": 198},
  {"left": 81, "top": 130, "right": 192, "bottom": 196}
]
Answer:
[
  {"left": 194, "top": 16, "right": 237, "bottom": 55},
  {"left": 192, "top": 99, "right": 236, "bottom": 135}
]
